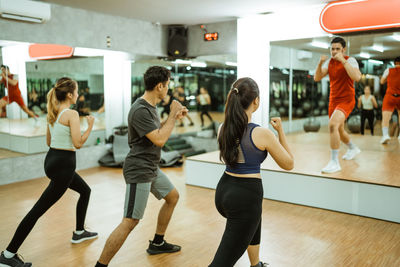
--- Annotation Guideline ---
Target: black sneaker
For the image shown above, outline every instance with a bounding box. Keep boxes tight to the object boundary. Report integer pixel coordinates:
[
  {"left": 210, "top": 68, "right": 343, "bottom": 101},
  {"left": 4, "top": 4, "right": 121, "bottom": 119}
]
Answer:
[
  {"left": 146, "top": 240, "right": 181, "bottom": 255},
  {"left": 251, "top": 262, "right": 269, "bottom": 267},
  {"left": 189, "top": 122, "right": 194, "bottom": 126},
  {"left": 70, "top": 230, "right": 98, "bottom": 244},
  {"left": 0, "top": 251, "right": 32, "bottom": 267}
]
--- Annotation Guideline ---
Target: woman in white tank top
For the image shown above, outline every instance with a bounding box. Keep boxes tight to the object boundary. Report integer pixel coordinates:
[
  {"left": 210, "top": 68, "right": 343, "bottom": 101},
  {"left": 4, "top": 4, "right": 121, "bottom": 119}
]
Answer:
[
  {"left": 0, "top": 77, "right": 97, "bottom": 266},
  {"left": 357, "top": 85, "right": 378, "bottom": 135}
]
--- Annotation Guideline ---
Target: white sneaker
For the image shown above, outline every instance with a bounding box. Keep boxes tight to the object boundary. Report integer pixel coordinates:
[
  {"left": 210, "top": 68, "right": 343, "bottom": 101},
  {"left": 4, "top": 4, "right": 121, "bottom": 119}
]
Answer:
[
  {"left": 380, "top": 135, "right": 390, "bottom": 144},
  {"left": 342, "top": 147, "right": 361, "bottom": 160},
  {"left": 321, "top": 160, "right": 341, "bottom": 173}
]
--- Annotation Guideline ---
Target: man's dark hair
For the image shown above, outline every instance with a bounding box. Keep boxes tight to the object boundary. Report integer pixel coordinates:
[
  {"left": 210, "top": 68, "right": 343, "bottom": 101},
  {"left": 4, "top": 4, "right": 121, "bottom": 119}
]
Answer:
[
  {"left": 331, "top": 37, "right": 346, "bottom": 48},
  {"left": 394, "top": 56, "right": 400, "bottom": 63},
  {"left": 144, "top": 66, "right": 171, "bottom": 91},
  {"left": 0, "top": 65, "right": 9, "bottom": 70}
]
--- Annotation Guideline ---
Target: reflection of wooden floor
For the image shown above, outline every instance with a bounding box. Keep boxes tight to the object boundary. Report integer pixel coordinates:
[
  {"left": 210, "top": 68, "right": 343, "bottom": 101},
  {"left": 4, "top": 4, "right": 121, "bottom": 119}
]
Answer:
[
  {"left": 0, "top": 148, "right": 24, "bottom": 159},
  {"left": 0, "top": 166, "right": 399, "bottom": 267},
  {"left": 0, "top": 114, "right": 105, "bottom": 137},
  {"left": 171, "top": 111, "right": 224, "bottom": 135},
  {"left": 189, "top": 131, "right": 400, "bottom": 188}
]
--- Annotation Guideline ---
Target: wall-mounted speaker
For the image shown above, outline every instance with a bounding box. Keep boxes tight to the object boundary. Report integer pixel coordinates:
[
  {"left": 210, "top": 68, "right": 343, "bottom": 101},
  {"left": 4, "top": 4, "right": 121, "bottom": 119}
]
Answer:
[{"left": 167, "top": 25, "right": 188, "bottom": 58}]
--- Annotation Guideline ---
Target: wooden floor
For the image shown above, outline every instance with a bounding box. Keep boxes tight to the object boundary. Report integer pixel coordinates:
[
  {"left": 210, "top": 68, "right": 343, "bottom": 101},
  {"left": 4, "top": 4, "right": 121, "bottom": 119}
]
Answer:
[
  {"left": 0, "top": 166, "right": 399, "bottom": 267},
  {"left": 189, "top": 131, "right": 400, "bottom": 188},
  {"left": 0, "top": 114, "right": 106, "bottom": 137}
]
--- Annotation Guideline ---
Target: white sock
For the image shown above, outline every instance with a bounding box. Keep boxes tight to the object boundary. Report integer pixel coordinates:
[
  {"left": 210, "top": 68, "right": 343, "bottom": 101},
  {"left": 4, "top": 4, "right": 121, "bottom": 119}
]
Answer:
[
  {"left": 74, "top": 230, "right": 84, "bottom": 235},
  {"left": 3, "top": 250, "right": 15, "bottom": 259},
  {"left": 382, "top": 127, "right": 389, "bottom": 137},
  {"left": 346, "top": 140, "right": 356, "bottom": 149},
  {"left": 331, "top": 149, "right": 339, "bottom": 163}
]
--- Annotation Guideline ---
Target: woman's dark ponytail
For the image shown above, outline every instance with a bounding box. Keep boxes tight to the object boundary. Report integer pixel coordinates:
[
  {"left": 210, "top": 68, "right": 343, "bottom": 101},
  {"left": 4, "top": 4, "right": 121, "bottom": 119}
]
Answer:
[{"left": 218, "top": 78, "right": 259, "bottom": 167}]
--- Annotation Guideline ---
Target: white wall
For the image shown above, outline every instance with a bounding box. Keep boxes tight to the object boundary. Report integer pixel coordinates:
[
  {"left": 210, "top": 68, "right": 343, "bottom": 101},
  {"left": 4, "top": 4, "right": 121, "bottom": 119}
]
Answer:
[
  {"left": 188, "top": 20, "right": 237, "bottom": 57},
  {"left": 0, "top": 3, "right": 167, "bottom": 57},
  {"left": 237, "top": 4, "right": 329, "bottom": 128},
  {"left": 270, "top": 46, "right": 323, "bottom": 71},
  {"left": 104, "top": 52, "right": 131, "bottom": 137}
]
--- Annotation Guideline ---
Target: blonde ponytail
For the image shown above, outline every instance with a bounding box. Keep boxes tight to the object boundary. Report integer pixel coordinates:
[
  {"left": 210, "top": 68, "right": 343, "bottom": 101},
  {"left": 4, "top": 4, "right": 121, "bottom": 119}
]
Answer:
[
  {"left": 47, "top": 87, "right": 59, "bottom": 126},
  {"left": 46, "top": 77, "right": 77, "bottom": 126}
]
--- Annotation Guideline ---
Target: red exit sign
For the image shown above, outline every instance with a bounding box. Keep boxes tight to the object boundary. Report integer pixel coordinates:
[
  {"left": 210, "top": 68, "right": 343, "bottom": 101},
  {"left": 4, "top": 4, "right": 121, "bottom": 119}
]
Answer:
[{"left": 204, "top": 32, "right": 219, "bottom": 41}]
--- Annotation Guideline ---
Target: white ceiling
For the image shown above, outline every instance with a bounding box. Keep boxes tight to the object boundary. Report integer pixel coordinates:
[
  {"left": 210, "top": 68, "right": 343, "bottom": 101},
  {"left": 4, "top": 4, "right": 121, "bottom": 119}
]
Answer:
[{"left": 41, "top": 0, "right": 331, "bottom": 25}]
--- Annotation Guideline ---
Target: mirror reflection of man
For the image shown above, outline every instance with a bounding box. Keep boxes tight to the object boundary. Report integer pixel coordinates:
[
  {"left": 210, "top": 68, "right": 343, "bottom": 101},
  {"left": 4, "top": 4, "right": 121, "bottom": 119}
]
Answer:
[
  {"left": 380, "top": 56, "right": 400, "bottom": 144},
  {"left": 0, "top": 65, "right": 38, "bottom": 119},
  {"left": 314, "top": 37, "right": 362, "bottom": 173}
]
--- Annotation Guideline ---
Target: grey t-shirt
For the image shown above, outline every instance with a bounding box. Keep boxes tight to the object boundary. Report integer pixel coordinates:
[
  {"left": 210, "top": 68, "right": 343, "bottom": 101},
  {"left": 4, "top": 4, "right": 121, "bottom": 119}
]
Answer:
[{"left": 123, "top": 98, "right": 161, "bottom": 183}]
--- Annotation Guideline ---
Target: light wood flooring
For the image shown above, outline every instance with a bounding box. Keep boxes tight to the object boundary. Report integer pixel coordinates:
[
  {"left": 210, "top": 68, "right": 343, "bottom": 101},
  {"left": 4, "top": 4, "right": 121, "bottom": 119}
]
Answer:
[{"left": 0, "top": 166, "right": 399, "bottom": 267}]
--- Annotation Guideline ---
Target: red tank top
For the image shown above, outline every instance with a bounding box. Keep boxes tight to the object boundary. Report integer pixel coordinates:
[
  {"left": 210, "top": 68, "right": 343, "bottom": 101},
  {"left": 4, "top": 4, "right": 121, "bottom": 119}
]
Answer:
[
  {"left": 1, "top": 74, "right": 21, "bottom": 97},
  {"left": 387, "top": 67, "right": 400, "bottom": 95},
  {"left": 328, "top": 56, "right": 355, "bottom": 101}
]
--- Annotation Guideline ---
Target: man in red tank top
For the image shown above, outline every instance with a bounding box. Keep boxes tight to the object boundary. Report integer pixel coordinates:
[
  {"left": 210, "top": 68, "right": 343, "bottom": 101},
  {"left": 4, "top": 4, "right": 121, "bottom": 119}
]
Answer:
[
  {"left": 380, "top": 56, "right": 400, "bottom": 144},
  {"left": 314, "top": 37, "right": 362, "bottom": 173},
  {"left": 0, "top": 65, "right": 37, "bottom": 119}
]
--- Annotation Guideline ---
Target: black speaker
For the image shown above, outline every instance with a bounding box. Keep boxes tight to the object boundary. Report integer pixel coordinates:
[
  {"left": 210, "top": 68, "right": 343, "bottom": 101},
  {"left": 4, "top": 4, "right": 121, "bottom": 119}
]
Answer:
[{"left": 167, "top": 25, "right": 188, "bottom": 58}]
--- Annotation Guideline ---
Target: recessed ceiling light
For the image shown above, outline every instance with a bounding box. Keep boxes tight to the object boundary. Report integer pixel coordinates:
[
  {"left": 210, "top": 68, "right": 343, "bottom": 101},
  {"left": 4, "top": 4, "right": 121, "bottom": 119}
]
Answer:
[
  {"left": 368, "top": 59, "right": 383, "bottom": 65},
  {"left": 372, "top": 43, "right": 384, "bottom": 53},
  {"left": 225, "top": 61, "right": 237, "bottom": 66},
  {"left": 311, "top": 40, "right": 329, "bottom": 49},
  {"left": 393, "top": 34, "right": 400, "bottom": 41},
  {"left": 360, "top": 52, "right": 370, "bottom": 59}
]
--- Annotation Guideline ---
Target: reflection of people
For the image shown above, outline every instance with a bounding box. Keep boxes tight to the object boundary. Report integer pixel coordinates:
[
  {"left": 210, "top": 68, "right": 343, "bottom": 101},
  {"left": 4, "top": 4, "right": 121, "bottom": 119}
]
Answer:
[
  {"left": 161, "top": 90, "right": 173, "bottom": 119},
  {"left": 76, "top": 94, "right": 90, "bottom": 116},
  {"left": 174, "top": 86, "right": 194, "bottom": 126},
  {"left": 210, "top": 78, "right": 294, "bottom": 267},
  {"left": 95, "top": 66, "right": 188, "bottom": 267},
  {"left": 28, "top": 88, "right": 42, "bottom": 112},
  {"left": 197, "top": 87, "right": 214, "bottom": 127},
  {"left": 314, "top": 37, "right": 362, "bottom": 173},
  {"left": 0, "top": 77, "right": 97, "bottom": 267},
  {"left": 97, "top": 104, "right": 105, "bottom": 114},
  {"left": 380, "top": 56, "right": 400, "bottom": 144},
  {"left": 0, "top": 65, "right": 38, "bottom": 119},
  {"left": 357, "top": 85, "right": 377, "bottom": 135}
]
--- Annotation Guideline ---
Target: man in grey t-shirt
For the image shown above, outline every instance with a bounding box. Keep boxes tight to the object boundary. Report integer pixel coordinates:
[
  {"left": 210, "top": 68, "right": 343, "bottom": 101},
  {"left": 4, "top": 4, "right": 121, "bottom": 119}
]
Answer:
[{"left": 96, "top": 66, "right": 188, "bottom": 267}]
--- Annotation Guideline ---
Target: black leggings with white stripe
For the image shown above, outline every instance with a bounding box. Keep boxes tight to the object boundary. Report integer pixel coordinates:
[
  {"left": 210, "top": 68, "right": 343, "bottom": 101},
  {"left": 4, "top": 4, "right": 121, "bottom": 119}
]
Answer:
[
  {"left": 209, "top": 173, "right": 263, "bottom": 267},
  {"left": 6, "top": 148, "right": 91, "bottom": 253}
]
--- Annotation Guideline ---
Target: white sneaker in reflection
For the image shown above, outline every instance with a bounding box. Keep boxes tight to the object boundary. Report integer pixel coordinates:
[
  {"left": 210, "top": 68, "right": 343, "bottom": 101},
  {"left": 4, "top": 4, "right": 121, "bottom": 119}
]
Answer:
[
  {"left": 380, "top": 135, "right": 390, "bottom": 144},
  {"left": 321, "top": 160, "right": 341, "bottom": 174},
  {"left": 342, "top": 147, "right": 361, "bottom": 160}
]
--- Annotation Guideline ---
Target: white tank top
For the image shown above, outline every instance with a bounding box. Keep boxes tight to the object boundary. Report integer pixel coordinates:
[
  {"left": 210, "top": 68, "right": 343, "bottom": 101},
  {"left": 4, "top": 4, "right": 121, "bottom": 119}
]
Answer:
[
  {"left": 49, "top": 109, "right": 75, "bottom": 150},
  {"left": 199, "top": 94, "right": 208, "bottom": 105},
  {"left": 361, "top": 95, "right": 373, "bottom": 110}
]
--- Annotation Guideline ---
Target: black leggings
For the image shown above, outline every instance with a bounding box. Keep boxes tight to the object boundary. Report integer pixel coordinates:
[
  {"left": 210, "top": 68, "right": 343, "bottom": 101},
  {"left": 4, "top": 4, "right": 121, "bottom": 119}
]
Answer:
[
  {"left": 6, "top": 148, "right": 91, "bottom": 253},
  {"left": 209, "top": 173, "right": 263, "bottom": 267},
  {"left": 200, "top": 105, "right": 213, "bottom": 126},
  {"left": 361, "top": 109, "right": 374, "bottom": 135}
]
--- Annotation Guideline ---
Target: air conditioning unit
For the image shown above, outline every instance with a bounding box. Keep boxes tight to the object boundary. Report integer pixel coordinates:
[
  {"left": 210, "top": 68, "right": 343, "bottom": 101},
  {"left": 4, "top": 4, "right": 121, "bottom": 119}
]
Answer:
[{"left": 0, "top": 0, "right": 51, "bottom": 23}]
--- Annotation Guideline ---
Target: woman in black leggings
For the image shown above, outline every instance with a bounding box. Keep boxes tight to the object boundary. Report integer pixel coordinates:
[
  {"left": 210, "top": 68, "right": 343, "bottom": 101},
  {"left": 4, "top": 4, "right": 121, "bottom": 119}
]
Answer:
[
  {"left": 210, "top": 77, "right": 294, "bottom": 267},
  {"left": 357, "top": 85, "right": 378, "bottom": 135},
  {"left": 0, "top": 77, "right": 98, "bottom": 267}
]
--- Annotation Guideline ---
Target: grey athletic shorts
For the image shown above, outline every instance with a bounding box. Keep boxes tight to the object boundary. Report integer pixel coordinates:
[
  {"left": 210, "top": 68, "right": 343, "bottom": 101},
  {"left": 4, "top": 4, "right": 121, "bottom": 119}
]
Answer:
[{"left": 124, "top": 168, "right": 175, "bottom": 219}]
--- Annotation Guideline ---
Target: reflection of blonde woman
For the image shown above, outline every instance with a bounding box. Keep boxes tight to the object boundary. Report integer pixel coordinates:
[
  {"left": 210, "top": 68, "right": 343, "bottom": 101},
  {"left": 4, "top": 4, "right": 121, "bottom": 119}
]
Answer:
[
  {"left": 197, "top": 87, "right": 214, "bottom": 127},
  {"left": 0, "top": 77, "right": 97, "bottom": 267},
  {"left": 357, "top": 85, "right": 377, "bottom": 135}
]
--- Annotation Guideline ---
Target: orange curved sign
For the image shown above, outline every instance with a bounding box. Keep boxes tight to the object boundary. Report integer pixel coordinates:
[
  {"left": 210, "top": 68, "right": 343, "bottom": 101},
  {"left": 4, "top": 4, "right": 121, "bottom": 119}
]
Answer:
[
  {"left": 29, "top": 44, "right": 74, "bottom": 60},
  {"left": 320, "top": 0, "right": 400, "bottom": 34}
]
